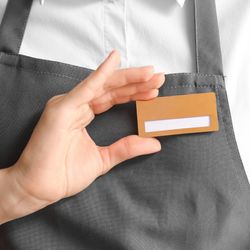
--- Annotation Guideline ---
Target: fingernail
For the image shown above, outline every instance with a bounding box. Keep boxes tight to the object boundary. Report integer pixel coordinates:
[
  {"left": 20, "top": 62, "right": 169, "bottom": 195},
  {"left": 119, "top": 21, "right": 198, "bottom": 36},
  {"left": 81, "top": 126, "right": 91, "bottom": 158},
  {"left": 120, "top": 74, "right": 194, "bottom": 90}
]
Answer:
[
  {"left": 158, "top": 72, "right": 166, "bottom": 82},
  {"left": 109, "top": 49, "right": 116, "bottom": 58},
  {"left": 153, "top": 139, "right": 162, "bottom": 151},
  {"left": 147, "top": 65, "right": 155, "bottom": 72},
  {"left": 156, "top": 72, "right": 165, "bottom": 77}
]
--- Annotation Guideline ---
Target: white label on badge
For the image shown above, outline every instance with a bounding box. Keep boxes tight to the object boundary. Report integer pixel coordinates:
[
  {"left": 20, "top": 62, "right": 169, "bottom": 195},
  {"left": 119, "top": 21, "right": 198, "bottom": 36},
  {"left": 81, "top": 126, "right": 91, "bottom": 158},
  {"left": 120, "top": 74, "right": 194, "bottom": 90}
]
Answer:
[{"left": 144, "top": 116, "right": 211, "bottom": 133}]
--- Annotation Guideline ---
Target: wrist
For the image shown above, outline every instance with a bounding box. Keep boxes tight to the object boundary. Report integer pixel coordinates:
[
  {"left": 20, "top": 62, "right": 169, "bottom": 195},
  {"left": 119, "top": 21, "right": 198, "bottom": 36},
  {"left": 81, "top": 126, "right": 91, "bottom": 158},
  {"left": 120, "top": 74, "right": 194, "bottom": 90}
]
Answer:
[{"left": 0, "top": 163, "right": 50, "bottom": 225}]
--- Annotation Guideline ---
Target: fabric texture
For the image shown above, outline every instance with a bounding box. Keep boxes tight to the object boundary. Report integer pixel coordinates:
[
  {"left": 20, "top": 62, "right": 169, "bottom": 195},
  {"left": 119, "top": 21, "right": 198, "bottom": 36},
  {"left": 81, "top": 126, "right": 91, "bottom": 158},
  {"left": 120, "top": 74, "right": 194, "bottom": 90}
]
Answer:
[
  {"left": 0, "top": 0, "right": 250, "bottom": 249},
  {"left": 0, "top": 0, "right": 249, "bottom": 180}
]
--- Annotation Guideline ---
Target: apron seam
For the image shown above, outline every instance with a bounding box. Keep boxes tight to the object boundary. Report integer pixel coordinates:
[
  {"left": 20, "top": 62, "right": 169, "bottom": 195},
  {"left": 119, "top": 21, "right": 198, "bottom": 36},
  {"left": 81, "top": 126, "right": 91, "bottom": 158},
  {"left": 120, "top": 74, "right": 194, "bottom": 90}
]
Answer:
[
  {"left": 16, "top": 3, "right": 31, "bottom": 53},
  {"left": 167, "top": 73, "right": 225, "bottom": 78},
  {"left": 216, "top": 79, "right": 250, "bottom": 188},
  {"left": 0, "top": 63, "right": 83, "bottom": 81},
  {"left": 0, "top": 61, "right": 226, "bottom": 89},
  {"left": 0, "top": 52, "right": 89, "bottom": 71},
  {"left": 161, "top": 84, "right": 224, "bottom": 89},
  {"left": 0, "top": 62, "right": 225, "bottom": 88},
  {"left": 215, "top": 79, "right": 248, "bottom": 202},
  {"left": 0, "top": 54, "right": 226, "bottom": 79}
]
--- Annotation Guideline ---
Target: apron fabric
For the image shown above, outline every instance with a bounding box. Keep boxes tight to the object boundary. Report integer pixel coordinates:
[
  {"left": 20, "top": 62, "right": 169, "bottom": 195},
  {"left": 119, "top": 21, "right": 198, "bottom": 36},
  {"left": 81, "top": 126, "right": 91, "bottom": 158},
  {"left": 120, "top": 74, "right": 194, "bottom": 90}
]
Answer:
[{"left": 0, "top": 0, "right": 250, "bottom": 249}]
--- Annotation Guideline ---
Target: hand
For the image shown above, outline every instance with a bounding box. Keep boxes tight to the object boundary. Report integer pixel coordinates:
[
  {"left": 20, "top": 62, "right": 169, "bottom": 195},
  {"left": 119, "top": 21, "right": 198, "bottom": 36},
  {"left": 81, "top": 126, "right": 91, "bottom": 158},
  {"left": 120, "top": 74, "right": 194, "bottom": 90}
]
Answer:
[{"left": 0, "top": 50, "right": 164, "bottom": 224}]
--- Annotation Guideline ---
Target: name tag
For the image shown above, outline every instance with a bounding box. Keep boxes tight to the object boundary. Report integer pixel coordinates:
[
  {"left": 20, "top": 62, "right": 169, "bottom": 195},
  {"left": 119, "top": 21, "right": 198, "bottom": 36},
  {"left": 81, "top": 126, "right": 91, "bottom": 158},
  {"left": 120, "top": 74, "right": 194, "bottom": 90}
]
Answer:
[{"left": 136, "top": 92, "right": 219, "bottom": 137}]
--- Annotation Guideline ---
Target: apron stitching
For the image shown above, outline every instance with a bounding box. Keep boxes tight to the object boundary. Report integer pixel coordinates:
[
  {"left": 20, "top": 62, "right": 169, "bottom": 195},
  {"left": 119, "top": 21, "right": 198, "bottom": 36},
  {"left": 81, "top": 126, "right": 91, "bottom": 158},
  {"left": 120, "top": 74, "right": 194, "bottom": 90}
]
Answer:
[
  {"left": 216, "top": 80, "right": 250, "bottom": 189},
  {"left": 0, "top": 57, "right": 225, "bottom": 87},
  {"left": 0, "top": 52, "right": 90, "bottom": 71},
  {"left": 0, "top": 63, "right": 226, "bottom": 90},
  {"left": 167, "top": 73, "right": 225, "bottom": 78},
  {"left": 16, "top": 3, "right": 31, "bottom": 53},
  {"left": 1, "top": 63, "right": 83, "bottom": 81},
  {"left": 222, "top": 98, "right": 250, "bottom": 187},
  {"left": 0, "top": 62, "right": 225, "bottom": 84},
  {"left": 0, "top": 61, "right": 226, "bottom": 89},
  {"left": 0, "top": 53, "right": 226, "bottom": 78},
  {"left": 214, "top": 78, "right": 245, "bottom": 199},
  {"left": 162, "top": 84, "right": 224, "bottom": 89}
]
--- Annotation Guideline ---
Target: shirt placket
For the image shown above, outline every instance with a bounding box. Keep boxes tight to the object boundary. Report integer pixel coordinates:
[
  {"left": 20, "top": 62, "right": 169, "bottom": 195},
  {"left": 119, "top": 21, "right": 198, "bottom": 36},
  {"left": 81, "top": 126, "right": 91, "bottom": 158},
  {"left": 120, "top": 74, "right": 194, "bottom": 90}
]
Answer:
[{"left": 103, "top": 0, "right": 128, "bottom": 68}]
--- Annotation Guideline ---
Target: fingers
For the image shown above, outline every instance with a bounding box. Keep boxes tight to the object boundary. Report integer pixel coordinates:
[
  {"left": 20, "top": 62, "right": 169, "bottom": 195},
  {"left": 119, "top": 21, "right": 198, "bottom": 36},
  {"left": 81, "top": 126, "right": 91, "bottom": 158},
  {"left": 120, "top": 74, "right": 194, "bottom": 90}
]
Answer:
[
  {"left": 110, "top": 72, "right": 165, "bottom": 96},
  {"left": 90, "top": 73, "right": 165, "bottom": 114},
  {"left": 92, "top": 89, "right": 159, "bottom": 114},
  {"left": 98, "top": 135, "right": 161, "bottom": 175},
  {"left": 106, "top": 65, "right": 155, "bottom": 89},
  {"left": 91, "top": 66, "right": 155, "bottom": 100},
  {"left": 64, "top": 50, "right": 121, "bottom": 107},
  {"left": 69, "top": 104, "right": 95, "bottom": 130},
  {"left": 63, "top": 50, "right": 157, "bottom": 107}
]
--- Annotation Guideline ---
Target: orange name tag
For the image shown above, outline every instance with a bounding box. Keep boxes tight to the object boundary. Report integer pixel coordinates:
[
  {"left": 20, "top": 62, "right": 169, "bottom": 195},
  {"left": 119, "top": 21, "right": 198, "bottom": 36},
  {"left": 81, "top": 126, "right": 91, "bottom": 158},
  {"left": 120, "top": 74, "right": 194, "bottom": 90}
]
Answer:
[{"left": 136, "top": 92, "right": 219, "bottom": 137}]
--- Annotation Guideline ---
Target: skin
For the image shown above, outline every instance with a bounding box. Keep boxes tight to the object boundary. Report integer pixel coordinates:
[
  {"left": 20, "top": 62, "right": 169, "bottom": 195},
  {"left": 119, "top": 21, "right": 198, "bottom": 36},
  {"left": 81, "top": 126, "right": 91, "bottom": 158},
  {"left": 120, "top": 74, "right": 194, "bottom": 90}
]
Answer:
[{"left": 0, "top": 50, "right": 165, "bottom": 224}]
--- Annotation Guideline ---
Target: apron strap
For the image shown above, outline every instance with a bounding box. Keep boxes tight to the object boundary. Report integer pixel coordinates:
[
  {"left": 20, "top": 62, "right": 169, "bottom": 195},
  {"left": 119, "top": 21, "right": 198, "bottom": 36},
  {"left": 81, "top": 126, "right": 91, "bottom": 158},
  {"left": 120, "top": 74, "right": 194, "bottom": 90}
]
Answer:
[
  {"left": 194, "top": 0, "right": 224, "bottom": 75},
  {"left": 0, "top": 0, "right": 223, "bottom": 75},
  {"left": 0, "top": 0, "right": 33, "bottom": 54}
]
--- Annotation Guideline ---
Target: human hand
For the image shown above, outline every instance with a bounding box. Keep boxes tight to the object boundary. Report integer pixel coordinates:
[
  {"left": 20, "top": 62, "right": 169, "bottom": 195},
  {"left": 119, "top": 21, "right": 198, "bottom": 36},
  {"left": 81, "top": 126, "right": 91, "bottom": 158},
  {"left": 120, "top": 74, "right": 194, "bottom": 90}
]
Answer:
[{"left": 0, "top": 50, "right": 164, "bottom": 224}]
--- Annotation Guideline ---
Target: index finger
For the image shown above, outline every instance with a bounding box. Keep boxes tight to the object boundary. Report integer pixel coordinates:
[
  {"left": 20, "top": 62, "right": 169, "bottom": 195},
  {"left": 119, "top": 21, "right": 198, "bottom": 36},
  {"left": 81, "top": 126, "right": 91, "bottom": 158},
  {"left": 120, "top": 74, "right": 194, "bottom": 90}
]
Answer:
[{"left": 64, "top": 50, "right": 120, "bottom": 107}]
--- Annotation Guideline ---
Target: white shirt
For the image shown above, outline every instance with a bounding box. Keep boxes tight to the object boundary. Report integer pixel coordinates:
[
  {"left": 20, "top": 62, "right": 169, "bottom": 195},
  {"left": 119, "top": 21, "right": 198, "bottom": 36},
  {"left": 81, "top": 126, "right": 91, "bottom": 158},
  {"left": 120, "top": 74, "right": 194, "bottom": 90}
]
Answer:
[{"left": 0, "top": 0, "right": 250, "bottom": 180}]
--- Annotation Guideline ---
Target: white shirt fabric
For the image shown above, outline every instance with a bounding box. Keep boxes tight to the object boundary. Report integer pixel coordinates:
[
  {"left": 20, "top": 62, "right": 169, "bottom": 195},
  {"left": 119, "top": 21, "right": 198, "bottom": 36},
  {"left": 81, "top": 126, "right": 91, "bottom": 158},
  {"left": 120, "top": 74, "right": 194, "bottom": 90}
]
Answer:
[{"left": 0, "top": 0, "right": 249, "bottom": 181}]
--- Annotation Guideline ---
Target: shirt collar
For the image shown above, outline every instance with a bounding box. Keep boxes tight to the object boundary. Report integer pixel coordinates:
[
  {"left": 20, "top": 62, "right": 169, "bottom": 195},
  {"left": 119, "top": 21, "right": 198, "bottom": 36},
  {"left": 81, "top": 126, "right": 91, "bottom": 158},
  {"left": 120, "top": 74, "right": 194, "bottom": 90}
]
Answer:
[{"left": 176, "top": 0, "right": 186, "bottom": 7}]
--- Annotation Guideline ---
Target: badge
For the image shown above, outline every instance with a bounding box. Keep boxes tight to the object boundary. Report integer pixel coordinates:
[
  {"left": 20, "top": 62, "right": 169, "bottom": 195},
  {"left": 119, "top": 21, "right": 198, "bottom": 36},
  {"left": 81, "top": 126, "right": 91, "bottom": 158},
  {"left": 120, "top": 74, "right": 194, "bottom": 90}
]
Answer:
[{"left": 136, "top": 92, "right": 219, "bottom": 137}]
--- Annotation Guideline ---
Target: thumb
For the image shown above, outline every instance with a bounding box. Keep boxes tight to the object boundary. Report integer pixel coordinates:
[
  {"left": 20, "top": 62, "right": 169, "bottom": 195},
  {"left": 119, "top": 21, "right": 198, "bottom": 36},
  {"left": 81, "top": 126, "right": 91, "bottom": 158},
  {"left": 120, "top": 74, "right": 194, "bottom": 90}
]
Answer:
[{"left": 98, "top": 135, "right": 161, "bottom": 175}]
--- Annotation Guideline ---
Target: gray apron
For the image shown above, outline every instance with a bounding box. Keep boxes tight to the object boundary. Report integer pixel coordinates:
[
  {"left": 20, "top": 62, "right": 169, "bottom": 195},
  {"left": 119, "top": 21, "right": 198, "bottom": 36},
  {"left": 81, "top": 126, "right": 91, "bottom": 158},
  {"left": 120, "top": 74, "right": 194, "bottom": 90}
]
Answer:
[{"left": 0, "top": 0, "right": 250, "bottom": 249}]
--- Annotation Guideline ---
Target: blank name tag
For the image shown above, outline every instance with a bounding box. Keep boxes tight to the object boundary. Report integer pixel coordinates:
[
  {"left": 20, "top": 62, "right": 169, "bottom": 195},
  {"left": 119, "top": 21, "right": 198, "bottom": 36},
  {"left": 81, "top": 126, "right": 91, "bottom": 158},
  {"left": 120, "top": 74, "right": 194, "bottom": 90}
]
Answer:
[{"left": 136, "top": 92, "right": 219, "bottom": 137}]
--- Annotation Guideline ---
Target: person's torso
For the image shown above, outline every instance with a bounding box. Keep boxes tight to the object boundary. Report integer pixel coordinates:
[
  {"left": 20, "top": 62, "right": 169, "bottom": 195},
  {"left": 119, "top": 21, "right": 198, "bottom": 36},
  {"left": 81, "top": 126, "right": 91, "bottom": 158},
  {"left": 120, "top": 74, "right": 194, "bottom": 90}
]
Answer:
[
  {"left": 0, "top": 0, "right": 249, "bottom": 179},
  {"left": 1, "top": 1, "right": 250, "bottom": 249}
]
